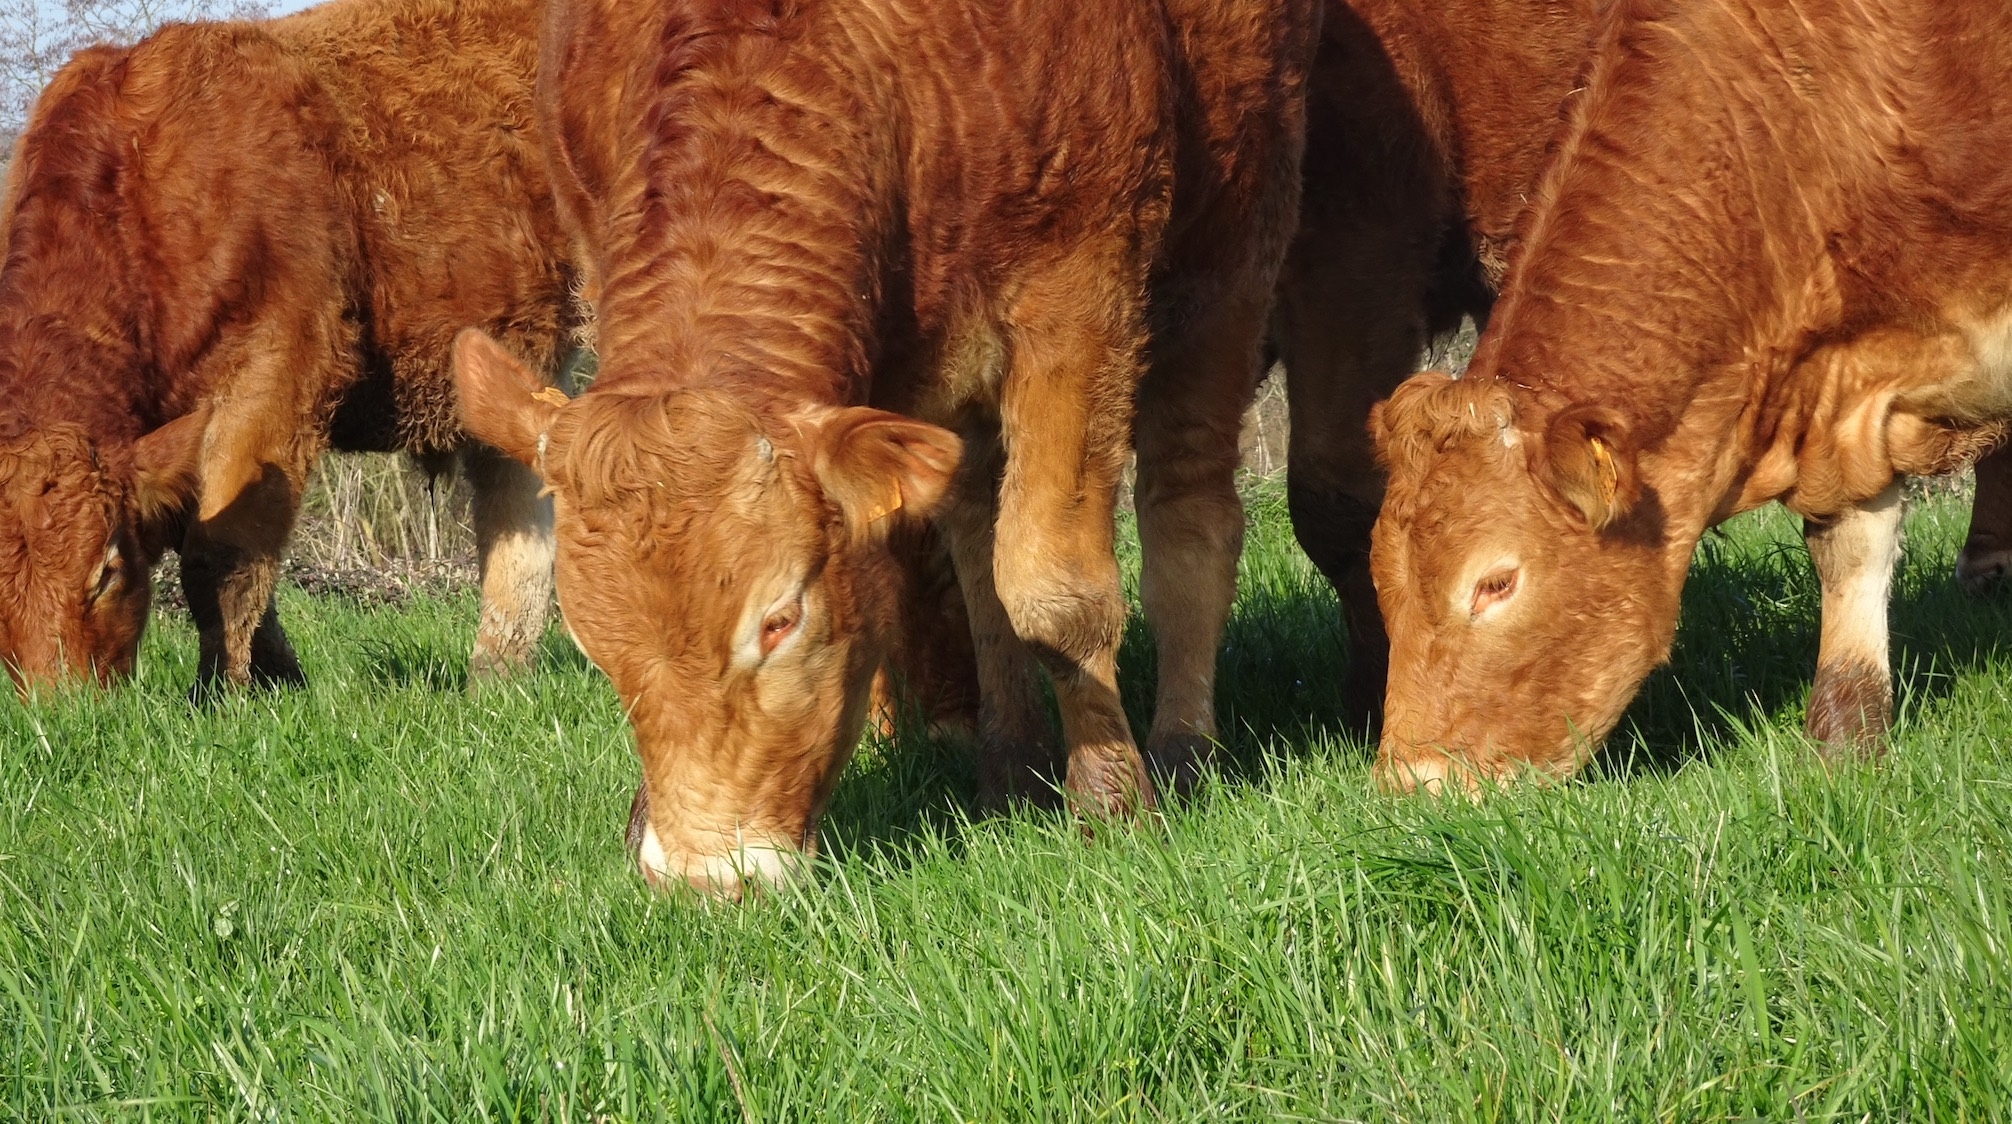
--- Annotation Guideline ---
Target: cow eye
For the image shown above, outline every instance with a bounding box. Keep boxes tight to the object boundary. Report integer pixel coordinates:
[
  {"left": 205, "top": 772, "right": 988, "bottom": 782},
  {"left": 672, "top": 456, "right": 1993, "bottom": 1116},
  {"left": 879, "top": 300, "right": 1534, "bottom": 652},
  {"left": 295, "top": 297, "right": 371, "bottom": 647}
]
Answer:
[
  {"left": 1470, "top": 566, "right": 1519, "bottom": 619},
  {"left": 759, "top": 601, "right": 801, "bottom": 656},
  {"left": 88, "top": 543, "right": 122, "bottom": 604}
]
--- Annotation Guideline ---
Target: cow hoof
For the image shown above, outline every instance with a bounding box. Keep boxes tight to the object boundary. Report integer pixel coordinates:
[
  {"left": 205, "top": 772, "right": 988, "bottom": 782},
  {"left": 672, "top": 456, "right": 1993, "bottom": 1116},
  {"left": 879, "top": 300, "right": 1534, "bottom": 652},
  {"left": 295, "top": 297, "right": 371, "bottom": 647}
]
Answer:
[
  {"left": 624, "top": 783, "right": 651, "bottom": 855},
  {"left": 467, "top": 650, "right": 533, "bottom": 686},
  {"left": 1806, "top": 722, "right": 1889, "bottom": 764},
  {"left": 1064, "top": 748, "right": 1157, "bottom": 820},
  {"left": 1143, "top": 732, "right": 1215, "bottom": 799},
  {"left": 186, "top": 665, "right": 305, "bottom": 707},
  {"left": 250, "top": 660, "right": 307, "bottom": 691},
  {"left": 1805, "top": 660, "right": 1892, "bottom": 762}
]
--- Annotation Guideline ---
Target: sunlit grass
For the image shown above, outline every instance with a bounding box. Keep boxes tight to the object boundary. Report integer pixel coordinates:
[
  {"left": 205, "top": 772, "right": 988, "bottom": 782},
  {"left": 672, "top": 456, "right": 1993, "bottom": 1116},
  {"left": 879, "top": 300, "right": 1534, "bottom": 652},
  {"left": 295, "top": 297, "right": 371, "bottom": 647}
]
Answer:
[{"left": 2, "top": 483, "right": 2009, "bottom": 1120}]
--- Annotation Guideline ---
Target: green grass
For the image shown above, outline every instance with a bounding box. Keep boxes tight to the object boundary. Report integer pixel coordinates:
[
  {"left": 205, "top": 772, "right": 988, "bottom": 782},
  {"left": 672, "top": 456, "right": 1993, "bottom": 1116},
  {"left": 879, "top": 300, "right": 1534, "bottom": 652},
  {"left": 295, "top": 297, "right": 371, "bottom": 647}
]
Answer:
[{"left": 4, "top": 483, "right": 2011, "bottom": 1121}]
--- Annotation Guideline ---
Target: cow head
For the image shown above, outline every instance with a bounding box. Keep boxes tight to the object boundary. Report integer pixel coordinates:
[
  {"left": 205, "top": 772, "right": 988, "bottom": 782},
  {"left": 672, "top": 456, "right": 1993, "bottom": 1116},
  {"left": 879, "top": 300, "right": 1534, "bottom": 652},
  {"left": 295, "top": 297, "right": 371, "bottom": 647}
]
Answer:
[
  {"left": 0, "top": 413, "right": 204, "bottom": 695},
  {"left": 1367, "top": 371, "right": 1687, "bottom": 791},
  {"left": 453, "top": 330, "right": 961, "bottom": 895}
]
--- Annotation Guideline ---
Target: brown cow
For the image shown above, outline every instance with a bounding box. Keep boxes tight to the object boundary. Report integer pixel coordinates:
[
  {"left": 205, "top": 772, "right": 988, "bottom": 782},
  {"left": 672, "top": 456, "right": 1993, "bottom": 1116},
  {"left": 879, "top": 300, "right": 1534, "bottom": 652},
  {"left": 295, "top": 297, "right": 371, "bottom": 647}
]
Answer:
[
  {"left": 1369, "top": 0, "right": 2012, "bottom": 789},
  {"left": 1273, "top": 0, "right": 1604, "bottom": 725},
  {"left": 456, "top": 0, "right": 1317, "bottom": 892},
  {"left": 0, "top": 0, "right": 575, "bottom": 696}
]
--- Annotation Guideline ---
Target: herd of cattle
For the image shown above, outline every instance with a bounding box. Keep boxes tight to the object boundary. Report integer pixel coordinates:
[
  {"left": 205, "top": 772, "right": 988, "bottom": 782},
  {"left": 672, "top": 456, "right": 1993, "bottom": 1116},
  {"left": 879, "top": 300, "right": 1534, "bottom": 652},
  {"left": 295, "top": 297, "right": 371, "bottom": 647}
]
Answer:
[{"left": 0, "top": 0, "right": 2008, "bottom": 892}]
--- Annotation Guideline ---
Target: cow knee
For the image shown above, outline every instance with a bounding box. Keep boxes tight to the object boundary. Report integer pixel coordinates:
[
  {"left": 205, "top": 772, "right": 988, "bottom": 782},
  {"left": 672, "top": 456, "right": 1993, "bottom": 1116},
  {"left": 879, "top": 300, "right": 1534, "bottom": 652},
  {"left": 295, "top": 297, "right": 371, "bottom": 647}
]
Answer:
[
  {"left": 1287, "top": 478, "right": 1377, "bottom": 586},
  {"left": 469, "top": 448, "right": 557, "bottom": 677},
  {"left": 1138, "top": 456, "right": 1242, "bottom": 533},
  {"left": 993, "top": 551, "right": 1124, "bottom": 676}
]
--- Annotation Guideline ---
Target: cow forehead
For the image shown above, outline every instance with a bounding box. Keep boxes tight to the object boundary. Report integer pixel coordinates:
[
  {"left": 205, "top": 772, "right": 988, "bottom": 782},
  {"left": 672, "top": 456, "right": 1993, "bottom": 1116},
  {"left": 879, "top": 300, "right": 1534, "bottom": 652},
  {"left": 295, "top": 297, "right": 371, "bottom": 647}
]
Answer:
[
  {"left": 1391, "top": 443, "right": 1525, "bottom": 522},
  {"left": 0, "top": 428, "right": 103, "bottom": 488},
  {"left": 557, "top": 389, "right": 787, "bottom": 504},
  {"left": 0, "top": 439, "right": 117, "bottom": 554},
  {"left": 555, "top": 441, "right": 822, "bottom": 595}
]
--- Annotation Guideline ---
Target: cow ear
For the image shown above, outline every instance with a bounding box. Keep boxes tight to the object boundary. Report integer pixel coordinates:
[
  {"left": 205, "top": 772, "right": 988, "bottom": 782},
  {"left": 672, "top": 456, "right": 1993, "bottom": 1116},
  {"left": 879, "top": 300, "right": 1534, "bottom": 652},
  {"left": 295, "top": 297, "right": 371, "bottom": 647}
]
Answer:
[
  {"left": 1541, "top": 404, "right": 1639, "bottom": 530},
  {"left": 454, "top": 329, "right": 565, "bottom": 469},
  {"left": 130, "top": 408, "right": 207, "bottom": 543},
  {"left": 811, "top": 408, "right": 962, "bottom": 540}
]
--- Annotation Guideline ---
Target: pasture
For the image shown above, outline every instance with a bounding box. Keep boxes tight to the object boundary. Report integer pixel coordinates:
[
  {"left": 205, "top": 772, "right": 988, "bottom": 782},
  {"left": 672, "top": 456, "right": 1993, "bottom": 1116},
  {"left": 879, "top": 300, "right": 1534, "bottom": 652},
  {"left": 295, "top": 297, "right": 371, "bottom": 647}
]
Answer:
[{"left": 3, "top": 479, "right": 2010, "bottom": 1120}]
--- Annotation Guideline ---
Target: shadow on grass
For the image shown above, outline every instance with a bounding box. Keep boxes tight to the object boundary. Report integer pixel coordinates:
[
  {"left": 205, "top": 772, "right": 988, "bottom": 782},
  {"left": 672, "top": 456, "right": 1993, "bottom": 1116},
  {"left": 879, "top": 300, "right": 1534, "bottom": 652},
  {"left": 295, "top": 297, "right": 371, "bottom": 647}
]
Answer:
[
  {"left": 818, "top": 722, "right": 989, "bottom": 869},
  {"left": 534, "top": 631, "right": 597, "bottom": 677},
  {"left": 1111, "top": 497, "right": 2012, "bottom": 798},
  {"left": 1113, "top": 574, "right": 1364, "bottom": 792},
  {"left": 358, "top": 635, "right": 468, "bottom": 693},
  {"left": 341, "top": 494, "right": 2012, "bottom": 873},
  {"left": 1598, "top": 520, "right": 2012, "bottom": 779}
]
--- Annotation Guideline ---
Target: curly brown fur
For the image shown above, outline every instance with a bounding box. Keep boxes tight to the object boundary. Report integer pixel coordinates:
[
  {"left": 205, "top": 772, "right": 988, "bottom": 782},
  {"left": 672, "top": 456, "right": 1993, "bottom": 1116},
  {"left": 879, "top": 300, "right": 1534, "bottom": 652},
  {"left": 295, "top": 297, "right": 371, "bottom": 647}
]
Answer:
[
  {"left": 1372, "top": 0, "right": 2012, "bottom": 786},
  {"left": 0, "top": 0, "right": 577, "bottom": 694},
  {"left": 460, "top": 0, "right": 1317, "bottom": 890}
]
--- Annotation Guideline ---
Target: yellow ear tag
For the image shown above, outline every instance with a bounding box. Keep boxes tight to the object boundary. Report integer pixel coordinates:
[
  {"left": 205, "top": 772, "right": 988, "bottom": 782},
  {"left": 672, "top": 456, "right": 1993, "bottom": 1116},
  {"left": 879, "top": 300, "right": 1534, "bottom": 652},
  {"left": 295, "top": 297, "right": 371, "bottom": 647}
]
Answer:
[
  {"left": 532, "top": 386, "right": 570, "bottom": 408},
  {"left": 862, "top": 485, "right": 904, "bottom": 524},
  {"left": 1588, "top": 435, "right": 1618, "bottom": 502}
]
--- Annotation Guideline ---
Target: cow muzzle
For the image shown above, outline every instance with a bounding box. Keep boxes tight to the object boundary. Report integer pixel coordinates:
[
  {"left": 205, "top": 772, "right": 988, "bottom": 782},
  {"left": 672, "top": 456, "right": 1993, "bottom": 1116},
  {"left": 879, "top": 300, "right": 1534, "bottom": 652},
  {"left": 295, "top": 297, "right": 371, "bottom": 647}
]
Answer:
[{"left": 634, "top": 818, "right": 808, "bottom": 899}]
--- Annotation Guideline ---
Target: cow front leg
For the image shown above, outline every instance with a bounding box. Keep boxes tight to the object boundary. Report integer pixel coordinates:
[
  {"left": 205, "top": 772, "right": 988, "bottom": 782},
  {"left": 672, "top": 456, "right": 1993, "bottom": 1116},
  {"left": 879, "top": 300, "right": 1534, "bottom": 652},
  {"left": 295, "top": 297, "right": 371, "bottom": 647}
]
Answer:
[
  {"left": 941, "top": 424, "right": 1064, "bottom": 810},
  {"left": 1270, "top": 89, "right": 1451, "bottom": 735},
  {"left": 465, "top": 442, "right": 556, "bottom": 680},
  {"left": 1957, "top": 445, "right": 2012, "bottom": 593},
  {"left": 1132, "top": 295, "right": 1269, "bottom": 795},
  {"left": 993, "top": 266, "right": 1155, "bottom": 818},
  {"left": 1273, "top": 278, "right": 1429, "bottom": 736},
  {"left": 1803, "top": 482, "right": 1905, "bottom": 757},
  {"left": 181, "top": 460, "right": 305, "bottom": 696},
  {"left": 179, "top": 316, "right": 345, "bottom": 697}
]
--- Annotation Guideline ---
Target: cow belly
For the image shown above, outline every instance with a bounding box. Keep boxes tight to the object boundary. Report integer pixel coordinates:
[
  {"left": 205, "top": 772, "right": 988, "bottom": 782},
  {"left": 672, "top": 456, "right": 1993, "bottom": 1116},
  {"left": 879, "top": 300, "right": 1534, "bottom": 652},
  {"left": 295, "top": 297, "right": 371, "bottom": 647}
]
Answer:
[
  {"left": 1943, "top": 302, "right": 2012, "bottom": 419},
  {"left": 895, "top": 318, "right": 1010, "bottom": 425}
]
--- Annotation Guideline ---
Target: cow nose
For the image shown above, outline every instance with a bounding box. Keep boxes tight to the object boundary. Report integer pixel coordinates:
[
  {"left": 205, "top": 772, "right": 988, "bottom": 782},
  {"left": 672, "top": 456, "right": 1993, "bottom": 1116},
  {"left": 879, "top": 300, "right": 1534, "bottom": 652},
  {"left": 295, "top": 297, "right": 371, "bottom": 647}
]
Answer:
[
  {"left": 632, "top": 820, "right": 805, "bottom": 899},
  {"left": 1374, "top": 745, "right": 1462, "bottom": 795},
  {"left": 5, "top": 637, "right": 69, "bottom": 697}
]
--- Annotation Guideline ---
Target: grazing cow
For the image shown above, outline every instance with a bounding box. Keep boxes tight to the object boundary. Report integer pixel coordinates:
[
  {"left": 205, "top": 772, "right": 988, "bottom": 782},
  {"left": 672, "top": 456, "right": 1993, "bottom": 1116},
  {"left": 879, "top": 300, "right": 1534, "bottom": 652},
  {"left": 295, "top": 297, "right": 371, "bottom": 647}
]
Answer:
[
  {"left": 1369, "top": 0, "right": 2012, "bottom": 788},
  {"left": 0, "top": 0, "right": 576, "bottom": 696},
  {"left": 1272, "top": 0, "right": 1604, "bottom": 724},
  {"left": 456, "top": 0, "right": 1317, "bottom": 891}
]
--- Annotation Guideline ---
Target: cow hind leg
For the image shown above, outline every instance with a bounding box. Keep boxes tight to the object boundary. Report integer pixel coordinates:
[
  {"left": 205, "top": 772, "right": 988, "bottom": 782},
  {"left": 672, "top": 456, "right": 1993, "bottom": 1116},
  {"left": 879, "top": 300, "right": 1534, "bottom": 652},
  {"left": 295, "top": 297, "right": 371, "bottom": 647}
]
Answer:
[
  {"left": 1957, "top": 445, "right": 2012, "bottom": 593},
  {"left": 1803, "top": 482, "right": 1904, "bottom": 757},
  {"left": 465, "top": 442, "right": 557, "bottom": 680},
  {"left": 941, "top": 425, "right": 1065, "bottom": 811},
  {"left": 992, "top": 259, "right": 1155, "bottom": 818},
  {"left": 1133, "top": 296, "right": 1269, "bottom": 796},
  {"left": 871, "top": 521, "right": 980, "bottom": 740}
]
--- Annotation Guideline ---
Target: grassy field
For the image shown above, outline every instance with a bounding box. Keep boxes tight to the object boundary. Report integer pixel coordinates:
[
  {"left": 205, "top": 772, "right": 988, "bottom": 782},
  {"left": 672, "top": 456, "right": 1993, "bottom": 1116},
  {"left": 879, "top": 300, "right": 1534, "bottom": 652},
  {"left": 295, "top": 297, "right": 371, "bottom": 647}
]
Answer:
[{"left": 4, "top": 481, "right": 2011, "bottom": 1121}]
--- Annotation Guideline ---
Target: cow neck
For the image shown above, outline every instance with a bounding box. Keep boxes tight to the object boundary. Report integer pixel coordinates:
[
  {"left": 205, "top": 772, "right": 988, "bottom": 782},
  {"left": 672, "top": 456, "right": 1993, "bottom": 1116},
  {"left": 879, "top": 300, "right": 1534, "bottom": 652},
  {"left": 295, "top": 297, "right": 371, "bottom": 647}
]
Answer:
[
  {"left": 586, "top": 9, "right": 894, "bottom": 414},
  {"left": 1467, "top": 0, "right": 1866, "bottom": 534}
]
